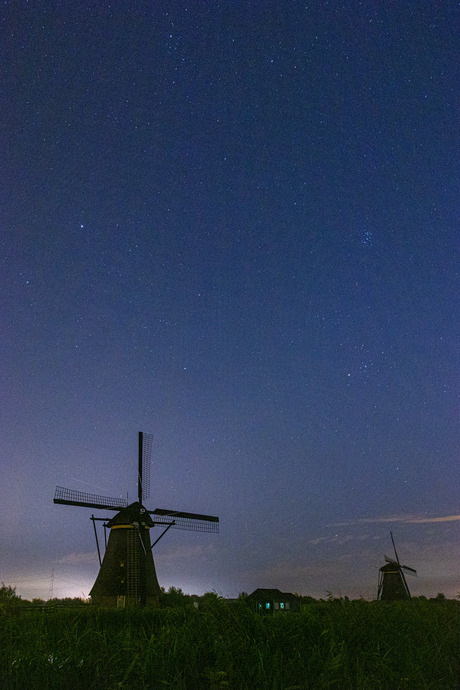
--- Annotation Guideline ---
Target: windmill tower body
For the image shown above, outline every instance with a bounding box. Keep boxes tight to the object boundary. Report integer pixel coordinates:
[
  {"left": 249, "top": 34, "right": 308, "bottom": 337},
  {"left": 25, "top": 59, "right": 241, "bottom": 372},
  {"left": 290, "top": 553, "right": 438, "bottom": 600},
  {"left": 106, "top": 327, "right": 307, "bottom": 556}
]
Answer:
[
  {"left": 54, "top": 432, "right": 219, "bottom": 607},
  {"left": 377, "top": 562, "right": 411, "bottom": 601},
  {"left": 90, "top": 503, "right": 161, "bottom": 607}
]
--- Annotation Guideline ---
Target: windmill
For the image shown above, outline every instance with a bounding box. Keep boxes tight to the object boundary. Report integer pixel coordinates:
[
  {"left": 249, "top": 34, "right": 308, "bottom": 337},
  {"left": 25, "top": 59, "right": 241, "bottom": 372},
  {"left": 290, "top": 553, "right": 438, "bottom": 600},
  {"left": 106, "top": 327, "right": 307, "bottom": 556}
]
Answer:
[
  {"left": 377, "top": 531, "right": 416, "bottom": 601},
  {"left": 54, "top": 431, "right": 219, "bottom": 607}
]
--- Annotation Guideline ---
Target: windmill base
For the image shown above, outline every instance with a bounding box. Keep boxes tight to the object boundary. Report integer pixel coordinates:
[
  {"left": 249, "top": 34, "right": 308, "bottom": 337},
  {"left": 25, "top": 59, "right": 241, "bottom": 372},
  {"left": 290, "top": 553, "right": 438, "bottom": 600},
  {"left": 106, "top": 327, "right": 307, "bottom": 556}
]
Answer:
[{"left": 88, "top": 594, "right": 161, "bottom": 608}]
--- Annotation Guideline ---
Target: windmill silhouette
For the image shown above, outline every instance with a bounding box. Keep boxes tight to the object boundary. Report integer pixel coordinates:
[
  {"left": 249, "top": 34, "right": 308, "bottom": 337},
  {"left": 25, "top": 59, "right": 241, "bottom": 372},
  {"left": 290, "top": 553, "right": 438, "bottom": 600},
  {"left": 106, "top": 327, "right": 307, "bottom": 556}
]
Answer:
[
  {"left": 54, "top": 431, "right": 219, "bottom": 607},
  {"left": 377, "top": 531, "right": 416, "bottom": 601}
]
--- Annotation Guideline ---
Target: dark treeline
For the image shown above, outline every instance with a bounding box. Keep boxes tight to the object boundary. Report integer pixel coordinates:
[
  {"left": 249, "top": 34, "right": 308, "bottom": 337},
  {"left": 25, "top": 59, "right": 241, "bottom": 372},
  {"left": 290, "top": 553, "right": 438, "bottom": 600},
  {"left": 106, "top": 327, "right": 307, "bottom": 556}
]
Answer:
[{"left": 1, "top": 582, "right": 454, "bottom": 609}]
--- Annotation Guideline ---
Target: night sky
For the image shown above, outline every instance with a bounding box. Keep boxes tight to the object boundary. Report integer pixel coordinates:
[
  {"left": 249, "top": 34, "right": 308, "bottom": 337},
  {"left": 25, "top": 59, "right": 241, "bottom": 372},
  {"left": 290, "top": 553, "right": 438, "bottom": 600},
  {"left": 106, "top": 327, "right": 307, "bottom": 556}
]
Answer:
[{"left": 1, "top": 2, "right": 458, "bottom": 602}]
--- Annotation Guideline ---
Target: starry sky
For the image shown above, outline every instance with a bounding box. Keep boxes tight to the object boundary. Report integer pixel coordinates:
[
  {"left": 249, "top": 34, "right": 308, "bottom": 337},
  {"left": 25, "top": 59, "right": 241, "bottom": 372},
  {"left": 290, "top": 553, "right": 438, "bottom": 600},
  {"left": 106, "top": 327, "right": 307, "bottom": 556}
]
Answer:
[{"left": 1, "top": 1, "right": 458, "bottom": 601}]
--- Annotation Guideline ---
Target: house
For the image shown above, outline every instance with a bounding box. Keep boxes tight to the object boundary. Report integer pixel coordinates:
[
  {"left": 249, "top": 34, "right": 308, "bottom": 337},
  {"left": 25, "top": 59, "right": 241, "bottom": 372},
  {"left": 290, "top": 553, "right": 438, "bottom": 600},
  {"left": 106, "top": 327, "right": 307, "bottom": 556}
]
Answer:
[{"left": 247, "top": 588, "right": 300, "bottom": 614}]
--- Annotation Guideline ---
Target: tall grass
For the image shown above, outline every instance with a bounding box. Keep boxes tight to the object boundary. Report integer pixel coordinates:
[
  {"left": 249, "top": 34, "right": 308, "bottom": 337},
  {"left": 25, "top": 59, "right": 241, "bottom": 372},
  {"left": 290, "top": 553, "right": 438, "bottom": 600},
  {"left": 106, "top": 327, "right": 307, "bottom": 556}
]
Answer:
[{"left": 1, "top": 598, "right": 460, "bottom": 688}]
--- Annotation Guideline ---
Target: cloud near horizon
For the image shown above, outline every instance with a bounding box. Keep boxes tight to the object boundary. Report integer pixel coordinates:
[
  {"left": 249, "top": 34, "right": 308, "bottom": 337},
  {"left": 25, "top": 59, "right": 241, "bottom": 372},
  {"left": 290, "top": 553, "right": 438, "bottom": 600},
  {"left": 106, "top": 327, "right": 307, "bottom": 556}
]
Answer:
[{"left": 331, "top": 513, "right": 460, "bottom": 527}]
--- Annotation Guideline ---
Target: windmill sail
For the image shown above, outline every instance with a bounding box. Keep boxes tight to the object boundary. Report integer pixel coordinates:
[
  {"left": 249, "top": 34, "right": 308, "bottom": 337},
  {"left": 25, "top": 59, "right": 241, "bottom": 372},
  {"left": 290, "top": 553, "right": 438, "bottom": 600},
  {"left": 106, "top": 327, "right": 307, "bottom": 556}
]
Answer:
[
  {"left": 138, "top": 431, "right": 152, "bottom": 503},
  {"left": 54, "top": 486, "right": 127, "bottom": 511},
  {"left": 402, "top": 564, "right": 417, "bottom": 575},
  {"left": 151, "top": 507, "right": 219, "bottom": 532}
]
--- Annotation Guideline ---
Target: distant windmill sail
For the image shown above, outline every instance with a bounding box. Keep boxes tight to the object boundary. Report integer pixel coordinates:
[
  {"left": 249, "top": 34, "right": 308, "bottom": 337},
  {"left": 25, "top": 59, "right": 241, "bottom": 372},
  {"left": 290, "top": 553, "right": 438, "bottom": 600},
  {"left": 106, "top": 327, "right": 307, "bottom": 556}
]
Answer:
[{"left": 54, "top": 431, "right": 219, "bottom": 607}]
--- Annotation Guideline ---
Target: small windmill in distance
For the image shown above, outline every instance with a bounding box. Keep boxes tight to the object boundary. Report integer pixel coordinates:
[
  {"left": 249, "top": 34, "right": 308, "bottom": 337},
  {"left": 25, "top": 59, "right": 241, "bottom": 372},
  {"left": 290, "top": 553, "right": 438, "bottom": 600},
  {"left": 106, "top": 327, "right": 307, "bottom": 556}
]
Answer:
[
  {"left": 54, "top": 431, "right": 219, "bottom": 607},
  {"left": 377, "top": 531, "right": 417, "bottom": 601}
]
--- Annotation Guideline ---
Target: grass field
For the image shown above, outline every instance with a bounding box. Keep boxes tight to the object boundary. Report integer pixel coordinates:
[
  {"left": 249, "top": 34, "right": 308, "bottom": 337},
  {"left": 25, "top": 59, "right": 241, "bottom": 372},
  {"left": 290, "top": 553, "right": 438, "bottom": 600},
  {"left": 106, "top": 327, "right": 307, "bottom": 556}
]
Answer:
[{"left": 1, "top": 597, "right": 460, "bottom": 689}]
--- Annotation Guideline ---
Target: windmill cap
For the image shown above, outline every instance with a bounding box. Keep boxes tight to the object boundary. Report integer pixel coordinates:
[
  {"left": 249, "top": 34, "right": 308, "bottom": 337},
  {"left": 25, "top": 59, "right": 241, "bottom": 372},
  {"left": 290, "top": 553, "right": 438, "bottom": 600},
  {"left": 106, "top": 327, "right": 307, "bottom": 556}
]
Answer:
[{"left": 106, "top": 502, "right": 155, "bottom": 528}]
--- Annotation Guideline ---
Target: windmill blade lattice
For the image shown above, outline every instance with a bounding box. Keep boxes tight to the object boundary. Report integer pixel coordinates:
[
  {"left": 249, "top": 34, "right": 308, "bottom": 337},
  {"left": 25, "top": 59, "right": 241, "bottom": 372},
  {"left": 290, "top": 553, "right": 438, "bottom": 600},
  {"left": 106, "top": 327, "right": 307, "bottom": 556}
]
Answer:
[
  {"left": 138, "top": 431, "right": 152, "bottom": 503},
  {"left": 402, "top": 564, "right": 417, "bottom": 575},
  {"left": 151, "top": 508, "right": 219, "bottom": 532},
  {"left": 54, "top": 486, "right": 127, "bottom": 511}
]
